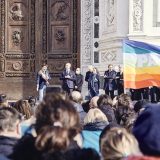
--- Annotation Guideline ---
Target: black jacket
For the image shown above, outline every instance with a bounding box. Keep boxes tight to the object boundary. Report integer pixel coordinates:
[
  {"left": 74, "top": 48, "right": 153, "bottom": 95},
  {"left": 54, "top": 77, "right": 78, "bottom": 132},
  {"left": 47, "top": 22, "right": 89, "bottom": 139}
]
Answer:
[
  {"left": 75, "top": 74, "right": 83, "bottom": 92},
  {"left": 0, "top": 136, "right": 18, "bottom": 157}
]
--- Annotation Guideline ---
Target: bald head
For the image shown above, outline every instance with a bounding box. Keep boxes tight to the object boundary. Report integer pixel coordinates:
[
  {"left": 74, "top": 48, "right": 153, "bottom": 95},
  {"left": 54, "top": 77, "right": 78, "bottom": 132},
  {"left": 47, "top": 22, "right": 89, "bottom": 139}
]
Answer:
[{"left": 89, "top": 96, "right": 99, "bottom": 109}]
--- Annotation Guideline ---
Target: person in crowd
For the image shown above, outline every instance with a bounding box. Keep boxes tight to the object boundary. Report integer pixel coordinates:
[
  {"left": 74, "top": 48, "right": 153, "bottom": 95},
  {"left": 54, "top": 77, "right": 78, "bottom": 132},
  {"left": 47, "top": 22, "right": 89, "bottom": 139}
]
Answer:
[
  {"left": 114, "top": 94, "right": 135, "bottom": 128},
  {"left": 126, "top": 156, "right": 160, "bottom": 160},
  {"left": 88, "top": 67, "right": 100, "bottom": 98},
  {"left": 82, "top": 100, "right": 91, "bottom": 113},
  {"left": 89, "top": 96, "right": 99, "bottom": 109},
  {"left": 133, "top": 99, "right": 150, "bottom": 115},
  {"left": 104, "top": 64, "right": 117, "bottom": 99},
  {"left": 141, "top": 87, "right": 149, "bottom": 100},
  {"left": 28, "top": 96, "right": 37, "bottom": 114},
  {"left": 85, "top": 65, "right": 94, "bottom": 99},
  {"left": 69, "top": 91, "right": 86, "bottom": 126},
  {"left": 133, "top": 104, "right": 160, "bottom": 157},
  {"left": 75, "top": 68, "right": 83, "bottom": 93},
  {"left": 97, "top": 94, "right": 116, "bottom": 123},
  {"left": 116, "top": 65, "right": 124, "bottom": 96},
  {"left": 0, "top": 107, "right": 21, "bottom": 158},
  {"left": 14, "top": 99, "right": 35, "bottom": 136},
  {"left": 0, "top": 94, "right": 9, "bottom": 107},
  {"left": 100, "top": 127, "right": 141, "bottom": 160},
  {"left": 82, "top": 108, "right": 109, "bottom": 152},
  {"left": 10, "top": 93, "right": 81, "bottom": 160},
  {"left": 60, "top": 63, "right": 76, "bottom": 95},
  {"left": 130, "top": 89, "right": 142, "bottom": 101},
  {"left": 37, "top": 63, "right": 51, "bottom": 102},
  {"left": 150, "top": 86, "right": 160, "bottom": 103}
]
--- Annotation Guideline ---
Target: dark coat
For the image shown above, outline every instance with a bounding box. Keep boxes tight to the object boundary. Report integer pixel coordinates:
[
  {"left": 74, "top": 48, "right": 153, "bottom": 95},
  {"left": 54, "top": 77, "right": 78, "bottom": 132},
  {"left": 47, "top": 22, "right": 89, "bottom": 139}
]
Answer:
[
  {"left": 99, "top": 105, "right": 116, "bottom": 123},
  {"left": 36, "top": 70, "right": 51, "bottom": 89},
  {"left": 88, "top": 73, "right": 100, "bottom": 93},
  {"left": 85, "top": 71, "right": 92, "bottom": 82},
  {"left": 60, "top": 70, "right": 76, "bottom": 89},
  {"left": 116, "top": 72, "right": 124, "bottom": 87},
  {"left": 104, "top": 70, "right": 117, "bottom": 91},
  {"left": 0, "top": 136, "right": 18, "bottom": 157},
  {"left": 75, "top": 74, "right": 83, "bottom": 92}
]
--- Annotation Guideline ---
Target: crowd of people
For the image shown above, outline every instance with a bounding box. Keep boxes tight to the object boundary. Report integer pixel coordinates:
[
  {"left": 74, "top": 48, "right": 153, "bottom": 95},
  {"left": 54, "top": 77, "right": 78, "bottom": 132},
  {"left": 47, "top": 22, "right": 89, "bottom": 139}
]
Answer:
[
  {"left": 0, "top": 63, "right": 160, "bottom": 159},
  {"left": 0, "top": 87, "right": 160, "bottom": 159}
]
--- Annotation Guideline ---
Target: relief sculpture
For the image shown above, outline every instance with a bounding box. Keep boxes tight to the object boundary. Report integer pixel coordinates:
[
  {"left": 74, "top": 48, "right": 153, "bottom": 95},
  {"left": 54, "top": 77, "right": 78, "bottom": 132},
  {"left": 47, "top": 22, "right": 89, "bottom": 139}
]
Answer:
[
  {"left": 10, "top": 3, "right": 25, "bottom": 21},
  {"left": 55, "top": 29, "right": 65, "bottom": 43},
  {"left": 12, "top": 30, "right": 24, "bottom": 46}
]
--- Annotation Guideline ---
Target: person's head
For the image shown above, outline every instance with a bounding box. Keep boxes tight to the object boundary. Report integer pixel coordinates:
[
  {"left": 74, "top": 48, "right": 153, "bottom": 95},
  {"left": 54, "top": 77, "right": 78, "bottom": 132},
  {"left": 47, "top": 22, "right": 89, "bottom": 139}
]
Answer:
[
  {"left": 88, "top": 65, "right": 93, "bottom": 72},
  {"left": 119, "top": 65, "right": 123, "bottom": 72},
  {"left": 65, "top": 63, "right": 71, "bottom": 70},
  {"left": 89, "top": 96, "right": 99, "bottom": 109},
  {"left": 69, "top": 91, "right": 83, "bottom": 104},
  {"left": 133, "top": 104, "right": 160, "bottom": 157},
  {"left": 0, "top": 94, "right": 8, "bottom": 107},
  {"left": 114, "top": 65, "right": 119, "bottom": 72},
  {"left": 14, "top": 99, "right": 32, "bottom": 120},
  {"left": 36, "top": 94, "right": 80, "bottom": 138},
  {"left": 108, "top": 64, "right": 113, "bottom": 71},
  {"left": 76, "top": 68, "right": 81, "bottom": 75},
  {"left": 41, "top": 65, "right": 47, "bottom": 72},
  {"left": 35, "top": 126, "right": 69, "bottom": 154},
  {"left": 0, "top": 107, "right": 21, "bottom": 134},
  {"left": 84, "top": 108, "right": 108, "bottom": 125},
  {"left": 97, "top": 94, "right": 113, "bottom": 107},
  {"left": 93, "top": 67, "right": 99, "bottom": 74},
  {"left": 100, "top": 127, "right": 141, "bottom": 160},
  {"left": 134, "top": 99, "right": 149, "bottom": 114}
]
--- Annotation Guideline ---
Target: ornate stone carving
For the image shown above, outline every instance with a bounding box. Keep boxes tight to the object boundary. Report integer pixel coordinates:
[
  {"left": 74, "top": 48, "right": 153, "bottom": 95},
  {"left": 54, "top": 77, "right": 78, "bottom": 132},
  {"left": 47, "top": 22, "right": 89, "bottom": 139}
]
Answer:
[
  {"left": 1, "top": 0, "right": 5, "bottom": 55},
  {"left": 81, "top": 0, "right": 93, "bottom": 64},
  {"left": 48, "top": 54, "right": 72, "bottom": 59},
  {"left": 55, "top": 29, "right": 65, "bottom": 43},
  {"left": 6, "top": 61, "right": 29, "bottom": 72},
  {"left": 12, "top": 61, "right": 23, "bottom": 71},
  {"left": 133, "top": 0, "right": 143, "bottom": 31},
  {"left": 12, "top": 30, "right": 24, "bottom": 46},
  {"left": 10, "top": 3, "right": 25, "bottom": 21},
  {"left": 52, "top": 1, "right": 69, "bottom": 21},
  {"left": 106, "top": 0, "right": 116, "bottom": 33},
  {"left": 101, "top": 50, "right": 117, "bottom": 62},
  {"left": 106, "top": 0, "right": 115, "bottom": 26}
]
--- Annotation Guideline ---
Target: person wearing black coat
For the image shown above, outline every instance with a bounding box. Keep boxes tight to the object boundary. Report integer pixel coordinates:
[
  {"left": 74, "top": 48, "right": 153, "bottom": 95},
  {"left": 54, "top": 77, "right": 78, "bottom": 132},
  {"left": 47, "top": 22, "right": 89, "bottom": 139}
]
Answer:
[
  {"left": 116, "top": 66, "right": 124, "bottom": 96},
  {"left": 75, "top": 68, "right": 84, "bottom": 93},
  {"left": 60, "top": 63, "right": 76, "bottom": 95},
  {"left": 104, "top": 64, "right": 117, "bottom": 99},
  {"left": 88, "top": 67, "right": 100, "bottom": 98},
  {"left": 85, "top": 65, "right": 93, "bottom": 89}
]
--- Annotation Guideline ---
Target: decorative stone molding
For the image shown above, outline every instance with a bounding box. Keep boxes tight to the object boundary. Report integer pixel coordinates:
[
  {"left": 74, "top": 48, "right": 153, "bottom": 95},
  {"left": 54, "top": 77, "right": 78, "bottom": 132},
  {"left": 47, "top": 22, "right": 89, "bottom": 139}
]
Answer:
[
  {"left": 101, "top": 49, "right": 117, "bottom": 63},
  {"left": 133, "top": 0, "right": 143, "bottom": 31},
  {"left": 81, "top": 0, "right": 93, "bottom": 64}
]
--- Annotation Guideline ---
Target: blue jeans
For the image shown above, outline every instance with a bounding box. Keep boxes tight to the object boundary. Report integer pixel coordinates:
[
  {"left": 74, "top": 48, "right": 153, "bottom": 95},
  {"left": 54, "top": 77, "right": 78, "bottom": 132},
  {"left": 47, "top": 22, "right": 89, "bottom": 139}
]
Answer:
[{"left": 39, "top": 85, "right": 46, "bottom": 102}]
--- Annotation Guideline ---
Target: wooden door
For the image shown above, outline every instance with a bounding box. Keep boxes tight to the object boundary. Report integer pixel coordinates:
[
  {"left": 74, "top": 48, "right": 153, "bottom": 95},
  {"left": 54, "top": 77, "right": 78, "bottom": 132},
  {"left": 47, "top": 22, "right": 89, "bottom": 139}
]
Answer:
[{"left": 0, "top": 0, "right": 80, "bottom": 99}]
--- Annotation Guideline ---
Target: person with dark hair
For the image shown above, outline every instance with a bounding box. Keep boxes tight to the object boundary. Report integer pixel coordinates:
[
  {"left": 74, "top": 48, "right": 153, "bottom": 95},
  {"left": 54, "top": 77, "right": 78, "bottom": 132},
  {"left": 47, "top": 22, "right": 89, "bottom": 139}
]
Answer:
[
  {"left": 104, "top": 64, "right": 117, "bottom": 99},
  {"left": 75, "top": 68, "right": 83, "bottom": 93},
  {"left": 14, "top": 99, "right": 35, "bottom": 136},
  {"left": 0, "top": 107, "right": 21, "bottom": 158},
  {"left": 10, "top": 94, "right": 81, "bottom": 160},
  {"left": 37, "top": 64, "right": 51, "bottom": 102},
  {"left": 60, "top": 63, "right": 76, "bottom": 95},
  {"left": 115, "top": 94, "right": 136, "bottom": 129},
  {"left": 97, "top": 94, "right": 116, "bottom": 123},
  {"left": 88, "top": 67, "right": 100, "bottom": 98},
  {"left": 0, "top": 94, "right": 8, "bottom": 107}
]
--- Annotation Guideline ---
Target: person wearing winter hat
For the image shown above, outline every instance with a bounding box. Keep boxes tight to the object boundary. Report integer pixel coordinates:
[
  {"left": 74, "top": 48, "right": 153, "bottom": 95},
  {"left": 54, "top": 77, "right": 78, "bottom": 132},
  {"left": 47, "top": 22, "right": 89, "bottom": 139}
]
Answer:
[{"left": 132, "top": 104, "right": 160, "bottom": 157}]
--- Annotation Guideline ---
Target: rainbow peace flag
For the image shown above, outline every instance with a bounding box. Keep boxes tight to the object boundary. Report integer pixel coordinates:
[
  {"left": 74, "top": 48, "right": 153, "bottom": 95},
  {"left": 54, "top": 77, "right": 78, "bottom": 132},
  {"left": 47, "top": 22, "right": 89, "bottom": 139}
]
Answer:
[{"left": 123, "top": 39, "right": 160, "bottom": 89}]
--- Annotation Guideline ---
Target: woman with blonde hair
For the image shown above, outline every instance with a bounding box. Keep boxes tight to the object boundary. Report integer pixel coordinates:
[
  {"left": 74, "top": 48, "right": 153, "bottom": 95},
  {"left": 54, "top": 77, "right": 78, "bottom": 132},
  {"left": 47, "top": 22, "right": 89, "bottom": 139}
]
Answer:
[
  {"left": 100, "top": 127, "right": 141, "bottom": 160},
  {"left": 82, "top": 108, "right": 109, "bottom": 152}
]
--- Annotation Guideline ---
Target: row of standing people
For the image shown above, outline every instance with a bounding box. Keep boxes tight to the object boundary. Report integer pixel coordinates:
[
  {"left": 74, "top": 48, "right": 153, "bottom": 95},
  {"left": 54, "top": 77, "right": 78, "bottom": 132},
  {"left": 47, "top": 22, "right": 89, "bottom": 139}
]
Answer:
[{"left": 37, "top": 63, "right": 160, "bottom": 102}]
